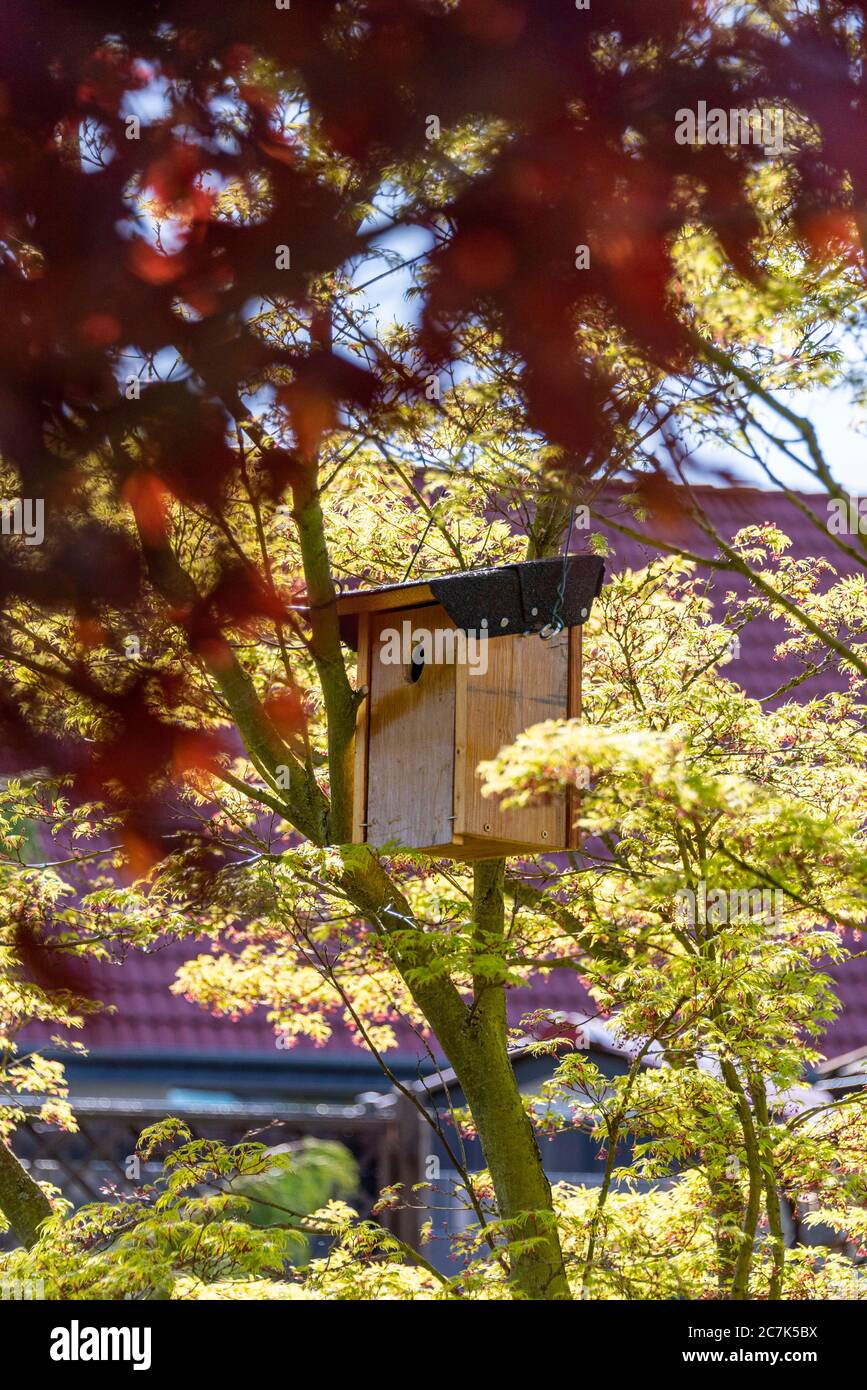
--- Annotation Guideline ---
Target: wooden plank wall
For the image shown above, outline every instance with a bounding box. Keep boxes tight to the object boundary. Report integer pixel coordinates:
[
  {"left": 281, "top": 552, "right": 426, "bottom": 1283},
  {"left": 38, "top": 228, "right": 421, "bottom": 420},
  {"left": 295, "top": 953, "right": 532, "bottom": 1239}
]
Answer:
[
  {"left": 456, "top": 629, "right": 569, "bottom": 848},
  {"left": 364, "top": 605, "right": 457, "bottom": 850}
]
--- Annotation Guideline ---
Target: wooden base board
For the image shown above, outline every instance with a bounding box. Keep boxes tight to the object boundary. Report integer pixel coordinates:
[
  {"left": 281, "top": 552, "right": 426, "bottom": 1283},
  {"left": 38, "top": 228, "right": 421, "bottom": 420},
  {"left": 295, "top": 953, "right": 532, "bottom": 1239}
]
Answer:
[{"left": 375, "top": 834, "right": 566, "bottom": 861}]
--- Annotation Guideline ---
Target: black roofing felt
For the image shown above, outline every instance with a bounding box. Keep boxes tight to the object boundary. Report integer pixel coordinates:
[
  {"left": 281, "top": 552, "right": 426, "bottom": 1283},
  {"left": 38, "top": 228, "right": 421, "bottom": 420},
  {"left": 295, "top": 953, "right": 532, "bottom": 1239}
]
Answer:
[{"left": 337, "top": 555, "right": 605, "bottom": 648}]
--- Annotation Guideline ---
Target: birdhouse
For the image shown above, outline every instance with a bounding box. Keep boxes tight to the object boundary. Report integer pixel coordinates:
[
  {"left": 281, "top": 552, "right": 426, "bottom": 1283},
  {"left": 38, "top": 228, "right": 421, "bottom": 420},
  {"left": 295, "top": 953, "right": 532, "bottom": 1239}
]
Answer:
[{"left": 338, "top": 555, "right": 605, "bottom": 860}]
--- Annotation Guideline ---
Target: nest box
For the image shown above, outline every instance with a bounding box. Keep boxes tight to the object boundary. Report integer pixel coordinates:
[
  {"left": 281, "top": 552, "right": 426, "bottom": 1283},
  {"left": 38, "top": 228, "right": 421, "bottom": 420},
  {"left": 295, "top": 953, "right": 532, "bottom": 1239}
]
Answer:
[{"left": 339, "top": 555, "right": 605, "bottom": 860}]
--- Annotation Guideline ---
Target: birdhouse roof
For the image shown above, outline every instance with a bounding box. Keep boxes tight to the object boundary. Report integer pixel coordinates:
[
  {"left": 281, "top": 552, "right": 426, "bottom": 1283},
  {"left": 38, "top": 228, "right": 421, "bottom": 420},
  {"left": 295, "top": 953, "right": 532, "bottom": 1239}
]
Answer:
[{"left": 333, "top": 554, "right": 605, "bottom": 649}]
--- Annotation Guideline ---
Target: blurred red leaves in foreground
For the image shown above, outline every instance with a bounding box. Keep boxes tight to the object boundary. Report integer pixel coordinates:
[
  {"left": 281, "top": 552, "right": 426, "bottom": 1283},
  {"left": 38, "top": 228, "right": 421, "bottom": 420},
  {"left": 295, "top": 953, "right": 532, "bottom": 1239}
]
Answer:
[
  {"left": 0, "top": 1, "right": 865, "bottom": 823},
  {"left": 121, "top": 472, "right": 172, "bottom": 544}
]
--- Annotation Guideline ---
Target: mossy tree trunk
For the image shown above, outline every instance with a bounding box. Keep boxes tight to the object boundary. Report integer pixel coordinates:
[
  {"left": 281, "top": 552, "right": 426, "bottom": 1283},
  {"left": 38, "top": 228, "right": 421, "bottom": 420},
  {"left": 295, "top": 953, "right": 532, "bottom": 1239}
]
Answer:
[
  {"left": 449, "top": 859, "right": 569, "bottom": 1298},
  {"left": 0, "top": 1140, "right": 51, "bottom": 1249}
]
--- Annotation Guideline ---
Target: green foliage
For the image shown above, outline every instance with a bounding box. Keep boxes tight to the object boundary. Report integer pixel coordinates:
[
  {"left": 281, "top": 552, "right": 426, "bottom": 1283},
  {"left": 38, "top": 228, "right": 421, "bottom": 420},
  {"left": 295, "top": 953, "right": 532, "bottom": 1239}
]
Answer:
[
  {"left": 234, "top": 1138, "right": 359, "bottom": 1241},
  {"left": 0, "top": 1123, "right": 360, "bottom": 1298},
  {"left": 2, "top": 536, "right": 866, "bottom": 1297}
]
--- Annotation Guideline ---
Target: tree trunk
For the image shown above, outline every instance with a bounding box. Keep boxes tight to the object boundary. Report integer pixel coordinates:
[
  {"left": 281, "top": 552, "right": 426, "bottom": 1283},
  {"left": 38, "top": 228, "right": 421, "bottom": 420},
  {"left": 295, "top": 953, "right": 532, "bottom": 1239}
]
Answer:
[
  {"left": 448, "top": 1010, "right": 571, "bottom": 1298},
  {"left": 448, "top": 859, "right": 569, "bottom": 1298},
  {"left": 721, "top": 1058, "right": 762, "bottom": 1300},
  {"left": 0, "top": 1139, "right": 51, "bottom": 1248},
  {"left": 344, "top": 849, "right": 570, "bottom": 1297}
]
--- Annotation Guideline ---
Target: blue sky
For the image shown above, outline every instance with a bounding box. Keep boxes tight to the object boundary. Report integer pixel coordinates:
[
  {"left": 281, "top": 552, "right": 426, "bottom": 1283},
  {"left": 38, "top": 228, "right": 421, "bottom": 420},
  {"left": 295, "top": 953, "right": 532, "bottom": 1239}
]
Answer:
[
  {"left": 724, "top": 381, "right": 866, "bottom": 493},
  {"left": 356, "top": 222, "right": 866, "bottom": 497}
]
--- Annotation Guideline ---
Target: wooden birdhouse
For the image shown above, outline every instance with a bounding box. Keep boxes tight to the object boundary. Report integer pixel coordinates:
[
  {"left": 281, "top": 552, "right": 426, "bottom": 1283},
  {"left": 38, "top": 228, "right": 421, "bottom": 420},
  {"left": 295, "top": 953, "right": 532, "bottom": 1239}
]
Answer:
[{"left": 338, "top": 555, "right": 605, "bottom": 860}]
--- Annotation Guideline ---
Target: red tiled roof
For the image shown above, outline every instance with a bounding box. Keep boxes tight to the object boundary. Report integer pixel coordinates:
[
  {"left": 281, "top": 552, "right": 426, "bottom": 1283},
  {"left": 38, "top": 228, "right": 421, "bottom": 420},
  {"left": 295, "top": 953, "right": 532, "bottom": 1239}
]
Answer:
[{"left": 22, "top": 487, "right": 867, "bottom": 1065}]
